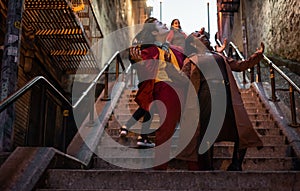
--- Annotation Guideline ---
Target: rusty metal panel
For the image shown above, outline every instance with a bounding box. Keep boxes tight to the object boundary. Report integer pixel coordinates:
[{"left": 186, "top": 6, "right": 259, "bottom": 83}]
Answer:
[{"left": 22, "top": 0, "right": 101, "bottom": 73}]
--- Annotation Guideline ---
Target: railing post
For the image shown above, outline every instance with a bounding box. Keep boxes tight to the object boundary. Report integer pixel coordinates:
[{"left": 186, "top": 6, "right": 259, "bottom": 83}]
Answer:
[
  {"left": 250, "top": 67, "right": 255, "bottom": 83},
  {"left": 101, "top": 67, "right": 111, "bottom": 101},
  {"left": 256, "top": 62, "right": 261, "bottom": 82},
  {"left": 127, "top": 66, "right": 134, "bottom": 88},
  {"left": 242, "top": 71, "right": 247, "bottom": 84},
  {"left": 228, "top": 44, "right": 233, "bottom": 58},
  {"left": 62, "top": 109, "right": 69, "bottom": 152},
  {"left": 88, "top": 90, "right": 95, "bottom": 125},
  {"left": 269, "top": 64, "right": 279, "bottom": 102},
  {"left": 289, "top": 85, "right": 300, "bottom": 127},
  {"left": 116, "top": 57, "right": 119, "bottom": 79}
]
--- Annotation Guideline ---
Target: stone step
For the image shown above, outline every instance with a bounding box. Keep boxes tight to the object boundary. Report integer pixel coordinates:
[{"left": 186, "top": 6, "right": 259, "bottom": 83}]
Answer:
[
  {"left": 111, "top": 117, "right": 276, "bottom": 130},
  {"left": 106, "top": 124, "right": 282, "bottom": 138},
  {"left": 100, "top": 134, "right": 287, "bottom": 146},
  {"left": 245, "top": 107, "right": 269, "bottom": 114},
  {"left": 95, "top": 145, "right": 292, "bottom": 158},
  {"left": 116, "top": 101, "right": 267, "bottom": 111},
  {"left": 254, "top": 127, "right": 282, "bottom": 136},
  {"left": 243, "top": 102, "right": 263, "bottom": 108},
  {"left": 39, "top": 169, "right": 300, "bottom": 190},
  {"left": 116, "top": 102, "right": 137, "bottom": 108},
  {"left": 251, "top": 120, "right": 276, "bottom": 128},
  {"left": 92, "top": 156, "right": 300, "bottom": 171},
  {"left": 241, "top": 97, "right": 261, "bottom": 102},
  {"left": 247, "top": 113, "right": 272, "bottom": 120},
  {"left": 215, "top": 145, "right": 292, "bottom": 158},
  {"left": 114, "top": 112, "right": 272, "bottom": 122}
]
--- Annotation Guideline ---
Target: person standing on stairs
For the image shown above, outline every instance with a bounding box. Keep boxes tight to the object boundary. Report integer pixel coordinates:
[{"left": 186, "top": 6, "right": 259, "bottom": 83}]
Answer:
[
  {"left": 165, "top": 19, "right": 187, "bottom": 53},
  {"left": 121, "top": 17, "right": 187, "bottom": 170},
  {"left": 120, "top": 18, "right": 184, "bottom": 148},
  {"left": 120, "top": 18, "right": 187, "bottom": 148},
  {"left": 177, "top": 34, "right": 264, "bottom": 171}
]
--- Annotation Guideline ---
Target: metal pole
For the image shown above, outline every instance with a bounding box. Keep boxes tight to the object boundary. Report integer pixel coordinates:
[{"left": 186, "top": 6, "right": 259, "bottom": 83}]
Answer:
[
  {"left": 207, "top": 2, "right": 210, "bottom": 35},
  {"left": 160, "top": 1, "right": 162, "bottom": 21},
  {"left": 101, "top": 67, "right": 111, "bottom": 101},
  {"left": 0, "top": 0, "right": 25, "bottom": 152}
]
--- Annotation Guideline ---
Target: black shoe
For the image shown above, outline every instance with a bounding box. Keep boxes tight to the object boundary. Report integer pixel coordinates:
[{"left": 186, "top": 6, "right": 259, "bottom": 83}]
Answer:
[
  {"left": 226, "top": 163, "right": 242, "bottom": 171},
  {"left": 137, "top": 136, "right": 155, "bottom": 148}
]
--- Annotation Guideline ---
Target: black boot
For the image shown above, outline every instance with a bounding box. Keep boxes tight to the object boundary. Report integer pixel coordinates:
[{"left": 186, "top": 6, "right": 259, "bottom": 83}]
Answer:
[
  {"left": 227, "top": 142, "right": 247, "bottom": 171},
  {"left": 198, "top": 145, "right": 214, "bottom": 170}
]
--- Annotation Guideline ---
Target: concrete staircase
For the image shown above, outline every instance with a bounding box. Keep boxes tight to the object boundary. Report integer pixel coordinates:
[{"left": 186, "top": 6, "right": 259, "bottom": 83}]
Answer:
[{"left": 37, "top": 85, "right": 300, "bottom": 190}]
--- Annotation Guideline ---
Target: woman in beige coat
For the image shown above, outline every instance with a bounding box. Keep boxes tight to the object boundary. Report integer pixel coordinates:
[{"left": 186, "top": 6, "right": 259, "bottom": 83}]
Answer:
[{"left": 177, "top": 34, "right": 264, "bottom": 171}]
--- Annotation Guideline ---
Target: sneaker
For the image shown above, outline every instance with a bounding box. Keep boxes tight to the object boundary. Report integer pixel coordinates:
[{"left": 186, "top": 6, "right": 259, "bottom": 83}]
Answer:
[
  {"left": 137, "top": 136, "right": 155, "bottom": 148},
  {"left": 119, "top": 125, "right": 128, "bottom": 137}
]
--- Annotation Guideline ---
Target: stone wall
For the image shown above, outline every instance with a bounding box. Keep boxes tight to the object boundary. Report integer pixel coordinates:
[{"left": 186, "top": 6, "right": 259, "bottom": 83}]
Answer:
[
  {"left": 92, "top": 0, "right": 131, "bottom": 35},
  {"left": 242, "top": 0, "right": 300, "bottom": 73}
]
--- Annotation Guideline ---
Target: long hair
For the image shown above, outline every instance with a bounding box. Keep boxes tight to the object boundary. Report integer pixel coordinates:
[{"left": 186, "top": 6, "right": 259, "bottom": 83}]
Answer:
[
  {"left": 133, "top": 17, "right": 158, "bottom": 45},
  {"left": 170, "top": 19, "right": 182, "bottom": 29}
]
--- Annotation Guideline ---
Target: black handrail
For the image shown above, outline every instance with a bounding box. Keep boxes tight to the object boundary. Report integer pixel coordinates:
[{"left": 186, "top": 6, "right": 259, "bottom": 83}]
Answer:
[
  {"left": 227, "top": 41, "right": 300, "bottom": 127},
  {"left": 73, "top": 51, "right": 124, "bottom": 108},
  {"left": 0, "top": 76, "right": 71, "bottom": 113},
  {"left": 0, "top": 51, "right": 126, "bottom": 150},
  {"left": 0, "top": 51, "right": 125, "bottom": 112}
]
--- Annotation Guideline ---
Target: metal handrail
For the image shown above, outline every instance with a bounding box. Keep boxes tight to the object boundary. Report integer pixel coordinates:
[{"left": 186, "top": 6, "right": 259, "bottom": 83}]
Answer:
[
  {"left": 228, "top": 41, "right": 250, "bottom": 83},
  {"left": 0, "top": 76, "right": 71, "bottom": 113},
  {"left": 215, "top": 39, "right": 228, "bottom": 57},
  {"left": 229, "top": 42, "right": 245, "bottom": 61},
  {"left": 228, "top": 42, "right": 300, "bottom": 94},
  {"left": 0, "top": 51, "right": 125, "bottom": 112},
  {"left": 73, "top": 51, "right": 122, "bottom": 108},
  {"left": 227, "top": 41, "right": 300, "bottom": 126},
  {"left": 263, "top": 54, "right": 300, "bottom": 94},
  {"left": 0, "top": 51, "right": 126, "bottom": 150}
]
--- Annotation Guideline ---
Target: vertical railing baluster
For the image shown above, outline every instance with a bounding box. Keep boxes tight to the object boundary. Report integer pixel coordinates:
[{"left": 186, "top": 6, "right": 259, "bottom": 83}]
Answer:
[
  {"left": 256, "top": 62, "right": 261, "bottom": 82},
  {"left": 101, "top": 66, "right": 111, "bottom": 101},
  {"left": 62, "top": 109, "right": 69, "bottom": 152},
  {"left": 89, "top": 90, "right": 95, "bottom": 124},
  {"left": 269, "top": 64, "right": 278, "bottom": 101},
  {"left": 116, "top": 57, "right": 119, "bottom": 80},
  {"left": 250, "top": 67, "right": 254, "bottom": 83},
  {"left": 289, "top": 85, "right": 299, "bottom": 127}
]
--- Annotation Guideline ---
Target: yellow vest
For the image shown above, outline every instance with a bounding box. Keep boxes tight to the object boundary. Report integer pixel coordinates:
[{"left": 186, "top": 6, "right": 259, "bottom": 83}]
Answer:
[{"left": 155, "top": 48, "right": 180, "bottom": 83}]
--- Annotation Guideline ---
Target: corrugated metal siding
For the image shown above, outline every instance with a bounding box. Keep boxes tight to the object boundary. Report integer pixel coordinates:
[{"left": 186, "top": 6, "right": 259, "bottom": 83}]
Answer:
[
  {"left": 13, "top": 63, "right": 32, "bottom": 146},
  {"left": 22, "top": 0, "right": 101, "bottom": 74}
]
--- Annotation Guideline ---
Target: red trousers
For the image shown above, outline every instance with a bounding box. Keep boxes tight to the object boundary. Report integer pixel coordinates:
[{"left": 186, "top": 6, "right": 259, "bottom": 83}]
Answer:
[{"left": 152, "top": 82, "right": 182, "bottom": 170}]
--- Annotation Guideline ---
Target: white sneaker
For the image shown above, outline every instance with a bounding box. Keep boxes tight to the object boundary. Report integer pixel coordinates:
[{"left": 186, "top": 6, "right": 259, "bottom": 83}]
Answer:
[{"left": 119, "top": 125, "right": 128, "bottom": 137}]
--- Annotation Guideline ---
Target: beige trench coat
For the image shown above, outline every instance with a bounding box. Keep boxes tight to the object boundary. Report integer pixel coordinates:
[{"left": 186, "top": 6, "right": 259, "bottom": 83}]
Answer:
[{"left": 177, "top": 52, "right": 264, "bottom": 162}]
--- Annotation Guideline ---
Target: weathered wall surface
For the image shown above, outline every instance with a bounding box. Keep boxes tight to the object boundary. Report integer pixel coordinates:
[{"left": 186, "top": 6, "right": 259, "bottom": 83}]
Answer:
[
  {"left": 92, "top": 0, "right": 131, "bottom": 35},
  {"left": 243, "top": 0, "right": 300, "bottom": 73}
]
